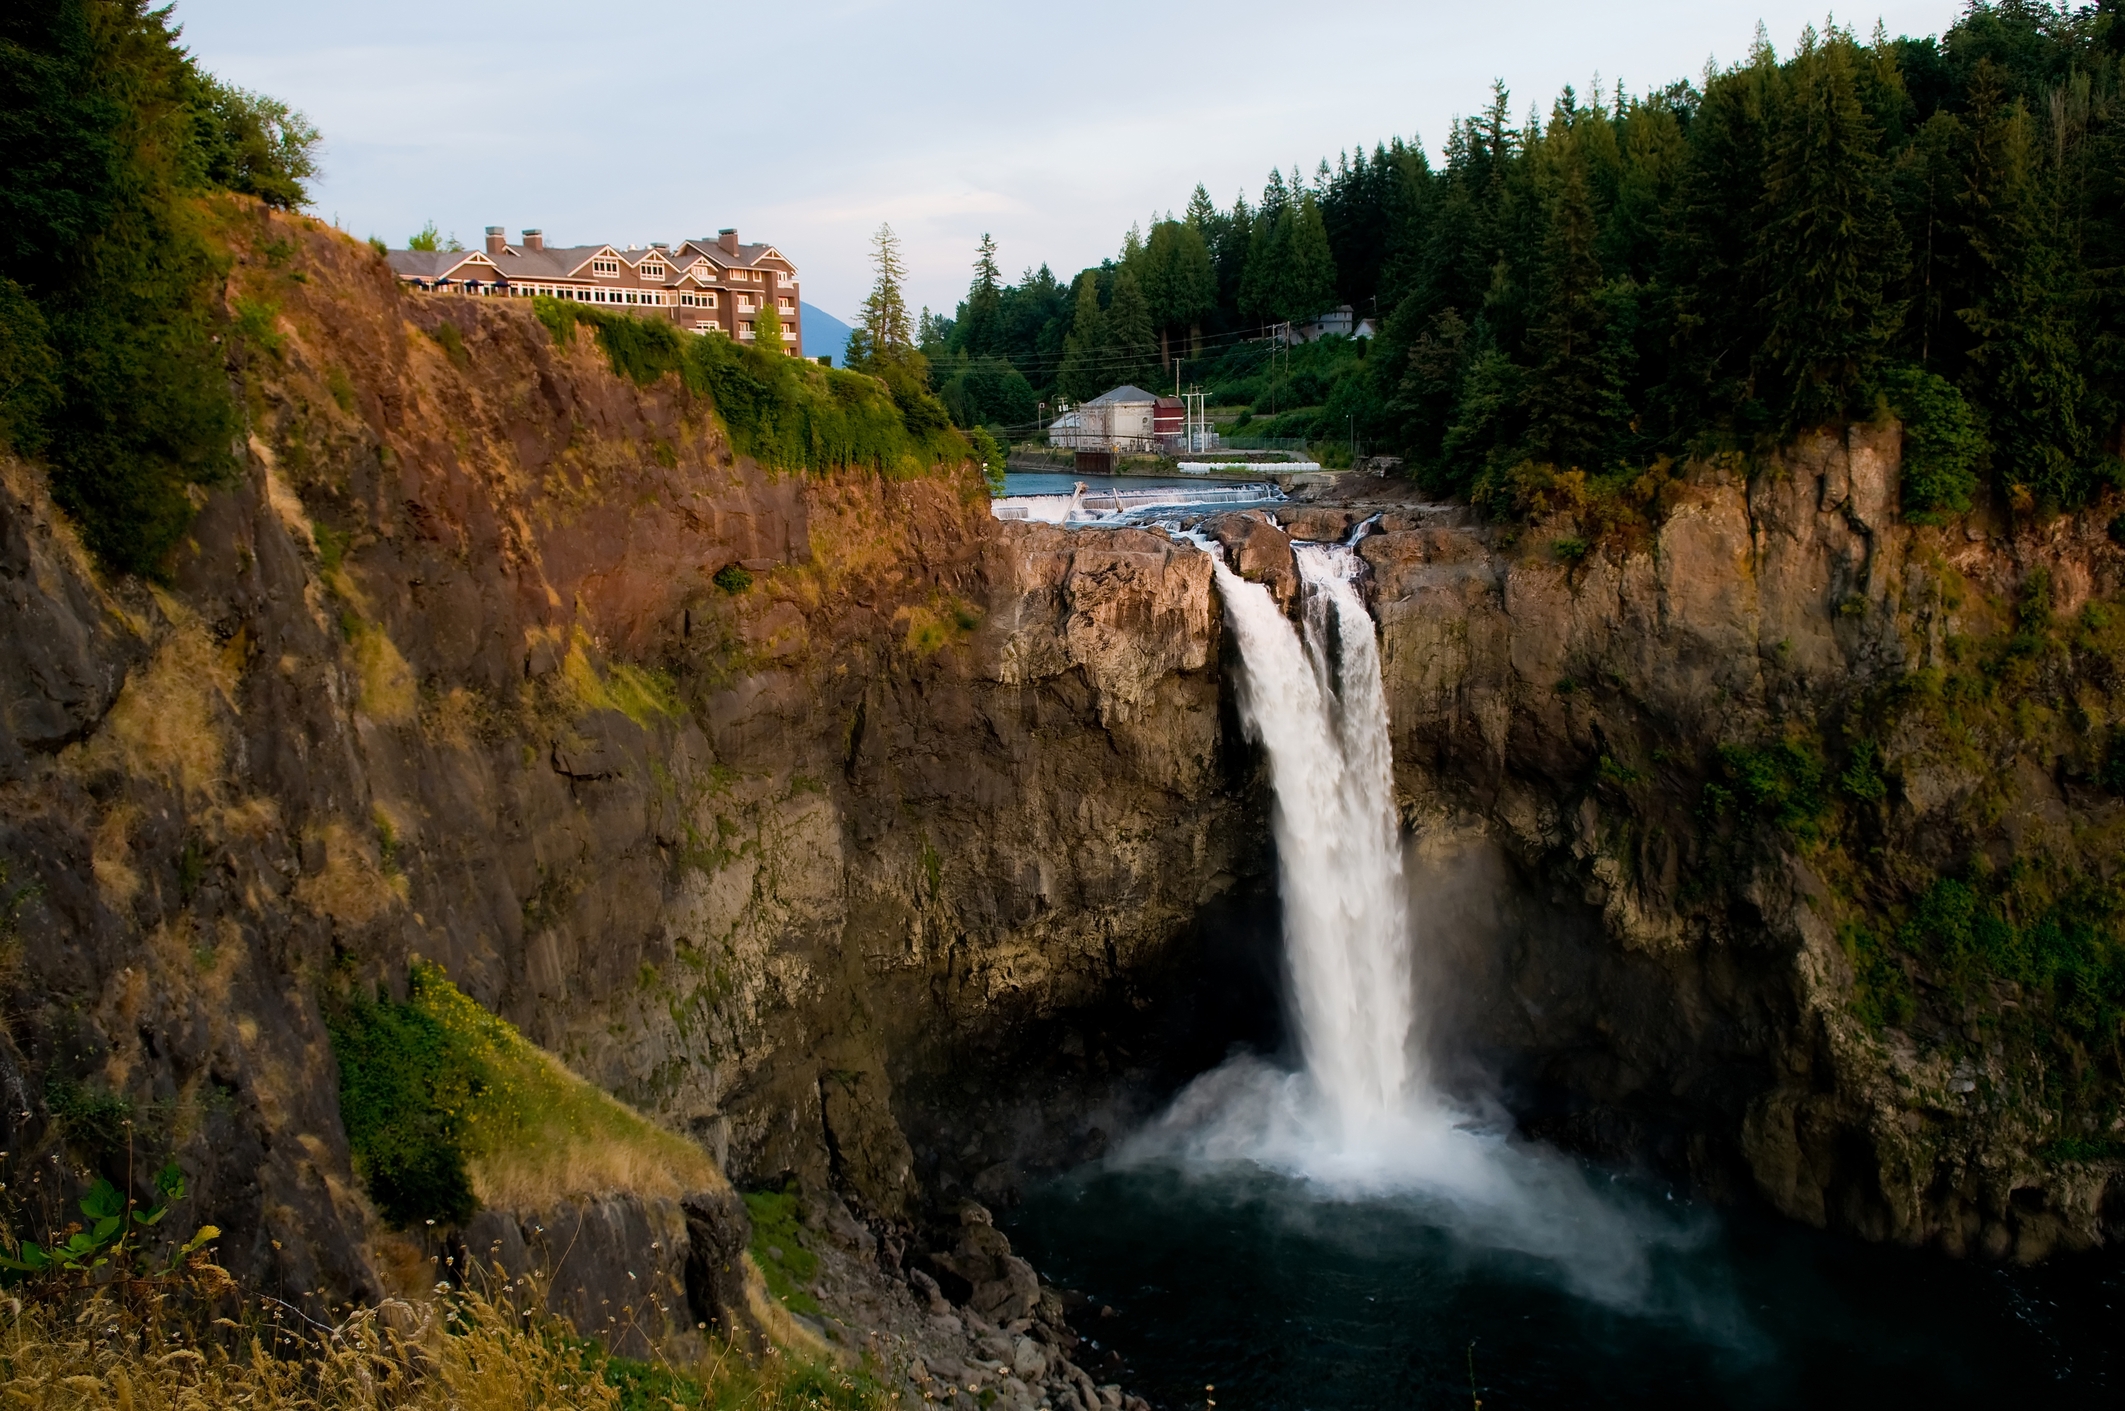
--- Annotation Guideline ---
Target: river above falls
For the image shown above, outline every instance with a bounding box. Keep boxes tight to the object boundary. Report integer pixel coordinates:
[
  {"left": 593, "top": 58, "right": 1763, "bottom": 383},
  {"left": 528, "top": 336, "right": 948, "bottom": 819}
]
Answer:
[{"left": 1001, "top": 1158, "right": 2124, "bottom": 1409}]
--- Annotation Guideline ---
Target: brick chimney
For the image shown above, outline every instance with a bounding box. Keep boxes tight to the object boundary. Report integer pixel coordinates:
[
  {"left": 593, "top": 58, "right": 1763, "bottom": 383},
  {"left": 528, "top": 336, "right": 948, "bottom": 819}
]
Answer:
[
  {"left": 485, "top": 226, "right": 506, "bottom": 256},
  {"left": 521, "top": 229, "right": 544, "bottom": 251},
  {"left": 717, "top": 228, "right": 739, "bottom": 255}
]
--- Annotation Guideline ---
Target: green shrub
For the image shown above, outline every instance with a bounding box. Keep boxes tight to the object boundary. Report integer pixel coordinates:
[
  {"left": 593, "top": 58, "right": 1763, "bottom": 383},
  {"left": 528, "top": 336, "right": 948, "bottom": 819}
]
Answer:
[
  {"left": 532, "top": 299, "right": 967, "bottom": 477},
  {"left": 325, "top": 975, "right": 481, "bottom": 1229},
  {"left": 1718, "top": 734, "right": 1829, "bottom": 840},
  {"left": 713, "top": 563, "right": 753, "bottom": 594},
  {"left": 1840, "top": 922, "right": 1915, "bottom": 1029},
  {"left": 1839, "top": 739, "right": 1888, "bottom": 802},
  {"left": 232, "top": 296, "right": 282, "bottom": 358},
  {"left": 967, "top": 424, "right": 1006, "bottom": 495},
  {"left": 1896, "top": 867, "right": 2125, "bottom": 1052},
  {"left": 741, "top": 1184, "right": 820, "bottom": 1317},
  {"left": 430, "top": 319, "right": 468, "bottom": 369},
  {"left": 43, "top": 1078, "right": 135, "bottom": 1160},
  {"left": 532, "top": 293, "right": 578, "bottom": 345},
  {"left": 592, "top": 309, "right": 684, "bottom": 386},
  {"left": 1878, "top": 364, "right": 1985, "bottom": 523}
]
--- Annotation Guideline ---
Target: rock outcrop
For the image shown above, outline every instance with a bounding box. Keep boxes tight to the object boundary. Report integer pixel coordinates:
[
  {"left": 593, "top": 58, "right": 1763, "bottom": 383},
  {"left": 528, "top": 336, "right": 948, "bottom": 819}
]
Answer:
[
  {"left": 0, "top": 206, "right": 1263, "bottom": 1312},
  {"left": 1338, "top": 433, "right": 2125, "bottom": 1258}
]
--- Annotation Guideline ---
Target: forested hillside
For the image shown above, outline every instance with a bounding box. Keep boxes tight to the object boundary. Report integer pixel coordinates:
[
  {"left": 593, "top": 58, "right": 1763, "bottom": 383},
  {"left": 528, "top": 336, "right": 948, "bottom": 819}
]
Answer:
[{"left": 923, "top": 1, "right": 2124, "bottom": 517}]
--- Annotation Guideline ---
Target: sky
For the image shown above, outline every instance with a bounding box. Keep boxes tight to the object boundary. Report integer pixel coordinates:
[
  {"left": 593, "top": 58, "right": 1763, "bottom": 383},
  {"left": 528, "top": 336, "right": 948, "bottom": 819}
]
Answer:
[{"left": 174, "top": 0, "right": 1965, "bottom": 323}]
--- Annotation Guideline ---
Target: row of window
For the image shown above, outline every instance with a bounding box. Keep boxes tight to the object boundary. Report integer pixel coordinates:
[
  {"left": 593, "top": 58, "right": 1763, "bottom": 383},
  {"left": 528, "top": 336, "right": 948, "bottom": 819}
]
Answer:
[
  {"left": 427, "top": 279, "right": 796, "bottom": 329},
  {"left": 514, "top": 284, "right": 668, "bottom": 305},
  {"left": 522, "top": 257, "right": 790, "bottom": 287}
]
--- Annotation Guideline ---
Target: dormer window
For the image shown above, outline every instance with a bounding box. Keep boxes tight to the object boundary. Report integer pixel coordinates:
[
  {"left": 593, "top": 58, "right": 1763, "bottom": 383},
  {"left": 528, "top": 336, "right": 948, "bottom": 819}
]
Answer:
[
  {"left": 640, "top": 262, "right": 666, "bottom": 280},
  {"left": 591, "top": 258, "right": 620, "bottom": 276}
]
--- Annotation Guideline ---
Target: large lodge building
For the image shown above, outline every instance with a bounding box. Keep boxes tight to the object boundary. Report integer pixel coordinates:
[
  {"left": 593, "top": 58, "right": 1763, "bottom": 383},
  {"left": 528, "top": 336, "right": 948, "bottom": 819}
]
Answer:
[{"left": 387, "top": 226, "right": 803, "bottom": 355}]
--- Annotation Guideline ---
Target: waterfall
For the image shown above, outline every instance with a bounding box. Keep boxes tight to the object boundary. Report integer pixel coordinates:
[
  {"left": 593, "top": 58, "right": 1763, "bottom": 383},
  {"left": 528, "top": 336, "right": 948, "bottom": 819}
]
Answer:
[
  {"left": 1213, "top": 544, "right": 1415, "bottom": 1138},
  {"left": 1124, "top": 531, "right": 1681, "bottom": 1306}
]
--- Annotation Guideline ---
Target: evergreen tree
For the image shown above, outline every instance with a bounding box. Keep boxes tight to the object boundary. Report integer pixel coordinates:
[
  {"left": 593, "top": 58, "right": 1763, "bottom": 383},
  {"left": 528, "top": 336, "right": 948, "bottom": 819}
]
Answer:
[
  {"left": 961, "top": 233, "right": 1004, "bottom": 358},
  {"left": 1057, "top": 271, "right": 1108, "bottom": 401},
  {"left": 851, "top": 222, "right": 913, "bottom": 367},
  {"left": 1952, "top": 64, "right": 2088, "bottom": 502},
  {"left": 1240, "top": 170, "right": 1294, "bottom": 327},
  {"left": 1754, "top": 29, "right": 1909, "bottom": 429},
  {"left": 1523, "top": 141, "right": 1624, "bottom": 467},
  {"left": 915, "top": 305, "right": 949, "bottom": 363},
  {"left": 1105, "top": 268, "right": 1157, "bottom": 390},
  {"left": 0, "top": 0, "right": 320, "bottom": 573},
  {"left": 1142, "top": 220, "right": 1215, "bottom": 364},
  {"left": 1284, "top": 194, "right": 1340, "bottom": 322},
  {"left": 754, "top": 294, "right": 785, "bottom": 355},
  {"left": 1184, "top": 184, "right": 1217, "bottom": 235},
  {"left": 1213, "top": 192, "right": 1254, "bottom": 330},
  {"left": 1660, "top": 49, "right": 1777, "bottom": 437}
]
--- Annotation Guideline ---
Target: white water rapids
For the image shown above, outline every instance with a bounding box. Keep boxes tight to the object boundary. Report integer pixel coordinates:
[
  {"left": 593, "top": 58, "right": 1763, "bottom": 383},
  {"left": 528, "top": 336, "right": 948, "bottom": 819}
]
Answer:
[{"left": 1120, "top": 537, "right": 1695, "bottom": 1308}]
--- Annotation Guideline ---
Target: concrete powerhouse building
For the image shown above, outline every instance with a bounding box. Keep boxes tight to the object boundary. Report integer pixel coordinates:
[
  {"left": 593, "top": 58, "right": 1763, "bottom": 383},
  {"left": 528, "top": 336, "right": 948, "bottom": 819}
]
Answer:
[{"left": 387, "top": 227, "right": 802, "bottom": 354}]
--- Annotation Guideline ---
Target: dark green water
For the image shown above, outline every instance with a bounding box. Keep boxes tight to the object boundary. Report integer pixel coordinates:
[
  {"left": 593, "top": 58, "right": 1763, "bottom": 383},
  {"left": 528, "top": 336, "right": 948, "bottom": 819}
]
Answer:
[{"left": 1002, "top": 1160, "right": 2125, "bottom": 1409}]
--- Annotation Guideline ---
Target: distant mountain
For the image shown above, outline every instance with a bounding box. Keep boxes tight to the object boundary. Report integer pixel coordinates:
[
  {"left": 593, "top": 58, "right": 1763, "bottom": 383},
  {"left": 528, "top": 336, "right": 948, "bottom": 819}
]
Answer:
[{"left": 800, "top": 303, "right": 854, "bottom": 366}]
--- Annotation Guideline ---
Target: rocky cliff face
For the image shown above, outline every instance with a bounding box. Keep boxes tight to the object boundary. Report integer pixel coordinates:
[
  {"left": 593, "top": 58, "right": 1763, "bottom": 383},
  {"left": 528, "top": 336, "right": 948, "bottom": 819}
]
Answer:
[
  {"left": 0, "top": 206, "right": 1266, "bottom": 1300},
  {"left": 1323, "top": 428, "right": 2125, "bottom": 1259}
]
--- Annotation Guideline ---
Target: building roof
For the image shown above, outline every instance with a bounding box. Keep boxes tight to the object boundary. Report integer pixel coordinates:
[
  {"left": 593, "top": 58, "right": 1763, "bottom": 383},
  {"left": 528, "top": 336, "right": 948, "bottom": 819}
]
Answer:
[
  {"left": 677, "top": 239, "right": 792, "bottom": 272},
  {"left": 388, "top": 249, "right": 485, "bottom": 279},
  {"left": 1083, "top": 384, "right": 1162, "bottom": 405},
  {"left": 386, "top": 235, "right": 799, "bottom": 284}
]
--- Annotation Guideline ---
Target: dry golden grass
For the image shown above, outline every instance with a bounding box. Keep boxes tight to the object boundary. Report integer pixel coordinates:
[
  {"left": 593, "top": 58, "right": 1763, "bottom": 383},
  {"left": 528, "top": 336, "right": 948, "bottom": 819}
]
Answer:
[
  {"left": 466, "top": 1044, "right": 724, "bottom": 1212},
  {"left": 395, "top": 966, "right": 725, "bottom": 1212},
  {"left": 72, "top": 598, "right": 236, "bottom": 799},
  {"left": 350, "top": 623, "right": 417, "bottom": 725},
  {"left": 556, "top": 630, "right": 681, "bottom": 731},
  {"left": 89, "top": 804, "right": 142, "bottom": 912},
  {"left": 0, "top": 1279, "right": 890, "bottom": 1411},
  {"left": 292, "top": 819, "right": 407, "bottom": 929},
  {"left": 0, "top": 1286, "right": 619, "bottom": 1410}
]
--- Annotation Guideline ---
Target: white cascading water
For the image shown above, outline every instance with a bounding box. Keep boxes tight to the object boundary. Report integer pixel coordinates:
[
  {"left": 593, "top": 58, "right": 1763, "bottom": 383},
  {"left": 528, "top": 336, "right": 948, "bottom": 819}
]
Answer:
[
  {"left": 1215, "top": 542, "right": 1416, "bottom": 1138},
  {"left": 1126, "top": 534, "right": 1684, "bottom": 1307}
]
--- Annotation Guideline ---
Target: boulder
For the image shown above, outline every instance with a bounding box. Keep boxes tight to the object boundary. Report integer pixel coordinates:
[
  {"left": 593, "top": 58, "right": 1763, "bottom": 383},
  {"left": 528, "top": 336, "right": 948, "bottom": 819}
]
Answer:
[{"left": 1201, "top": 511, "right": 1297, "bottom": 610}]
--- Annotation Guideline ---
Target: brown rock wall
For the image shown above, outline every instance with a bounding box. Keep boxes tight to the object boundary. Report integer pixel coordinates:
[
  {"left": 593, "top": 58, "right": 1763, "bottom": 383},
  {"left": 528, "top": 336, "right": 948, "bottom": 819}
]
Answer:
[{"left": 0, "top": 206, "right": 1255, "bottom": 1299}]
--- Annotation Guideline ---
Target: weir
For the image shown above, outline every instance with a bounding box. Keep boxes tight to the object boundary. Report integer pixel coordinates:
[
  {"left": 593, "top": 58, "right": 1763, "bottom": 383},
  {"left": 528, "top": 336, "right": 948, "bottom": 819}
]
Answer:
[{"left": 990, "top": 481, "right": 1284, "bottom": 525}]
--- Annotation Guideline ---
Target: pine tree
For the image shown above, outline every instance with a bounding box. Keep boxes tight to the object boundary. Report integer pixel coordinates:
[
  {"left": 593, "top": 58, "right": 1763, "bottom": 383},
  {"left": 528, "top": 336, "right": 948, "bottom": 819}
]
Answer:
[
  {"left": 1659, "top": 50, "right": 1776, "bottom": 436},
  {"left": 1105, "top": 268, "right": 1157, "bottom": 390},
  {"left": 1523, "top": 145, "right": 1621, "bottom": 467},
  {"left": 1184, "top": 184, "right": 1217, "bottom": 235},
  {"left": 961, "top": 233, "right": 1004, "bottom": 358},
  {"left": 1953, "top": 64, "right": 2088, "bottom": 503},
  {"left": 1142, "top": 220, "right": 1215, "bottom": 365},
  {"left": 1285, "top": 194, "right": 1339, "bottom": 322},
  {"left": 1240, "top": 201, "right": 1286, "bottom": 329},
  {"left": 853, "top": 222, "right": 913, "bottom": 367},
  {"left": 1239, "top": 171, "right": 1294, "bottom": 328},
  {"left": 1056, "top": 271, "right": 1108, "bottom": 402},
  {"left": 1754, "top": 30, "right": 1908, "bottom": 429}
]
